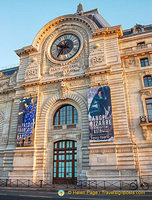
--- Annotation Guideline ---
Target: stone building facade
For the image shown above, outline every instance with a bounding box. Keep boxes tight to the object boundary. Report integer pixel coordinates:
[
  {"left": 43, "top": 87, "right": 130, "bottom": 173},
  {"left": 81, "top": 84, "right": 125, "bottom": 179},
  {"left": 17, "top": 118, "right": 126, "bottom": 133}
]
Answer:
[{"left": 0, "top": 5, "right": 152, "bottom": 184}]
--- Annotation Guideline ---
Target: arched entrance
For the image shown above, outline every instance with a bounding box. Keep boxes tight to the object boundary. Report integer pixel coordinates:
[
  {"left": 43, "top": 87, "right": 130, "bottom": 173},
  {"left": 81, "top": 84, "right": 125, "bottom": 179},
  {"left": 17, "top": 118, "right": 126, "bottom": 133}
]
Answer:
[{"left": 53, "top": 140, "right": 77, "bottom": 184}]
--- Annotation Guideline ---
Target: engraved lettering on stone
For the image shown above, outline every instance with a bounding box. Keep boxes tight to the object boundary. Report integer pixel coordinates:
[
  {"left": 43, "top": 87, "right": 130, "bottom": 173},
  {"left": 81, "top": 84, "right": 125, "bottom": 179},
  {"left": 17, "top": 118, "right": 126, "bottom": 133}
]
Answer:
[
  {"left": 25, "top": 58, "right": 40, "bottom": 81},
  {"left": 91, "top": 56, "right": 104, "bottom": 65}
]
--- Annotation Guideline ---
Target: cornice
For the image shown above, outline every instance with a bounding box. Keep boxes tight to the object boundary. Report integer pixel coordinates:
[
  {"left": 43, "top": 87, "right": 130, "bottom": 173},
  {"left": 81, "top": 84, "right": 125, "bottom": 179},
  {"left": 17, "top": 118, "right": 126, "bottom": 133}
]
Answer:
[
  {"left": 19, "top": 67, "right": 111, "bottom": 88},
  {"left": 0, "top": 87, "right": 16, "bottom": 94},
  {"left": 120, "top": 46, "right": 152, "bottom": 58},
  {"left": 85, "top": 67, "right": 110, "bottom": 76},
  {"left": 15, "top": 45, "right": 38, "bottom": 57},
  {"left": 19, "top": 74, "right": 86, "bottom": 87},
  {"left": 119, "top": 31, "right": 152, "bottom": 42},
  {"left": 140, "top": 87, "right": 152, "bottom": 93},
  {"left": 124, "top": 65, "right": 152, "bottom": 74},
  {"left": 92, "top": 25, "right": 123, "bottom": 38}
]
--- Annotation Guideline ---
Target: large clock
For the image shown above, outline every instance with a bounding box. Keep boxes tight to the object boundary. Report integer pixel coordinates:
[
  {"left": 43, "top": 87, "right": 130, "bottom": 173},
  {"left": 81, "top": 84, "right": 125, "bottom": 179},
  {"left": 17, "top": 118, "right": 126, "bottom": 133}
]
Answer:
[{"left": 51, "top": 34, "right": 80, "bottom": 61}]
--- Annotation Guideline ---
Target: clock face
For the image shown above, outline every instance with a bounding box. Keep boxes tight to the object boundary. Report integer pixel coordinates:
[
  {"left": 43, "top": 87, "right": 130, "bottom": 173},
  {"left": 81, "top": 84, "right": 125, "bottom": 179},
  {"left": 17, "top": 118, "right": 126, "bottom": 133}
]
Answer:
[{"left": 51, "top": 34, "right": 80, "bottom": 61}]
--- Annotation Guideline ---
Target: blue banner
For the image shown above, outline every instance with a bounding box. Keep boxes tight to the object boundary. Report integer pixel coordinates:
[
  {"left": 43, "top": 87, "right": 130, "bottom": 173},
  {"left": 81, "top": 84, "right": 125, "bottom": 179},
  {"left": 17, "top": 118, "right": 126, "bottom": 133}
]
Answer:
[
  {"left": 88, "top": 86, "right": 114, "bottom": 142},
  {"left": 16, "top": 97, "right": 37, "bottom": 147}
]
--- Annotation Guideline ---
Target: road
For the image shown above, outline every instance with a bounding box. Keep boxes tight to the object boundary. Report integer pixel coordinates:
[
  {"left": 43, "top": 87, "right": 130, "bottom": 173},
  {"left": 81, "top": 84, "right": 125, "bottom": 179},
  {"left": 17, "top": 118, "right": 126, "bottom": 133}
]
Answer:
[{"left": 0, "top": 189, "right": 151, "bottom": 200}]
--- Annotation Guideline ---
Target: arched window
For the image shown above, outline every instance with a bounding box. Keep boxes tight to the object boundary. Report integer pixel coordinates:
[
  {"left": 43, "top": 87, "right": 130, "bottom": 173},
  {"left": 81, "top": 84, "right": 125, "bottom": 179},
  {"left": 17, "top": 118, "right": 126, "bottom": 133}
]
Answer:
[
  {"left": 54, "top": 105, "right": 78, "bottom": 125},
  {"left": 144, "top": 75, "right": 152, "bottom": 87}
]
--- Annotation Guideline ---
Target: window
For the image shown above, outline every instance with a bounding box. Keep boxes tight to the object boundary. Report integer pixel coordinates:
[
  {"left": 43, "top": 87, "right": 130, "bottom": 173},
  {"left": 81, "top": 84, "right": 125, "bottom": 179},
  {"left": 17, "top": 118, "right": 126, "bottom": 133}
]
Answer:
[
  {"left": 140, "top": 58, "right": 149, "bottom": 67},
  {"left": 54, "top": 105, "right": 78, "bottom": 125},
  {"left": 137, "top": 42, "right": 145, "bottom": 48},
  {"left": 146, "top": 99, "right": 152, "bottom": 122},
  {"left": 144, "top": 75, "right": 152, "bottom": 87}
]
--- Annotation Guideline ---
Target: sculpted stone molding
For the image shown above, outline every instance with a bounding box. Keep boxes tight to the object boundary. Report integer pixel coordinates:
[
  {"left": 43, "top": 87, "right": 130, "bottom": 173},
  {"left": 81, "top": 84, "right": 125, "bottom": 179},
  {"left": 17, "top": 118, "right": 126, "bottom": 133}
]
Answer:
[
  {"left": 40, "top": 92, "right": 87, "bottom": 119},
  {"left": 0, "top": 71, "right": 17, "bottom": 92},
  {"left": 0, "top": 79, "right": 9, "bottom": 88},
  {"left": 9, "top": 71, "right": 17, "bottom": 86},
  {"left": 25, "top": 58, "right": 40, "bottom": 81},
  {"left": 144, "top": 91, "right": 152, "bottom": 96},
  {"left": 89, "top": 43, "right": 105, "bottom": 67},
  {"left": 91, "top": 56, "right": 104, "bottom": 65},
  {"left": 0, "top": 111, "right": 4, "bottom": 139},
  {"left": 123, "top": 57, "right": 138, "bottom": 68},
  {"left": 59, "top": 81, "right": 69, "bottom": 99}
]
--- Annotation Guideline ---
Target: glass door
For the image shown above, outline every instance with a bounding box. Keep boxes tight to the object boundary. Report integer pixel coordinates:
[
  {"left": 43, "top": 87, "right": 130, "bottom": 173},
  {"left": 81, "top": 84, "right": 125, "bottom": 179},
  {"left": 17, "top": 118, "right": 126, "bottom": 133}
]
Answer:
[{"left": 53, "top": 140, "right": 77, "bottom": 184}]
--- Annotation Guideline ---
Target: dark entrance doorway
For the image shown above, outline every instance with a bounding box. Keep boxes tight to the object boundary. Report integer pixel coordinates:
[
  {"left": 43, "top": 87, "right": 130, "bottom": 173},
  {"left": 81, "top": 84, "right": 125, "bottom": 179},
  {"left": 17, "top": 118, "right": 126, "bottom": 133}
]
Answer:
[{"left": 53, "top": 140, "right": 77, "bottom": 184}]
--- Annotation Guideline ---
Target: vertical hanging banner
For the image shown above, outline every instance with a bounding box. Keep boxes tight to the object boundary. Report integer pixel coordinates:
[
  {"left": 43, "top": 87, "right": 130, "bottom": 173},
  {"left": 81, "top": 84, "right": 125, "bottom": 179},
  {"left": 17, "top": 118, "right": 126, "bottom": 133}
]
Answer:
[
  {"left": 88, "top": 86, "right": 114, "bottom": 142},
  {"left": 16, "top": 97, "right": 37, "bottom": 147}
]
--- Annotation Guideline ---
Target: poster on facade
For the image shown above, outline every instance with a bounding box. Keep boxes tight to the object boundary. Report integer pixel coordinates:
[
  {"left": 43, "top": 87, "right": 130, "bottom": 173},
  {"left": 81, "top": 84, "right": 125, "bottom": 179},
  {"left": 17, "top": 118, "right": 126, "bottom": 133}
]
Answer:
[
  {"left": 16, "top": 97, "right": 37, "bottom": 147},
  {"left": 88, "top": 86, "right": 114, "bottom": 142}
]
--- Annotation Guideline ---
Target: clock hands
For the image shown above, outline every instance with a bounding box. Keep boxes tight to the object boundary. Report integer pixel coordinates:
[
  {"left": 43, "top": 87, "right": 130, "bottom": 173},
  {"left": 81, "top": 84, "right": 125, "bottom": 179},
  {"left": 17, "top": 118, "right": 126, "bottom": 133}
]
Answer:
[
  {"left": 57, "top": 46, "right": 64, "bottom": 57},
  {"left": 57, "top": 40, "right": 69, "bottom": 57}
]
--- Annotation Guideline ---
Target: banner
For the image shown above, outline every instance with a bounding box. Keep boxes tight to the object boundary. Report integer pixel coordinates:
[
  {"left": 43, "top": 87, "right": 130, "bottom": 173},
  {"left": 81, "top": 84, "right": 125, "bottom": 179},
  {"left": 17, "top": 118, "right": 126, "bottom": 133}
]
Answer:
[
  {"left": 16, "top": 97, "right": 37, "bottom": 147},
  {"left": 88, "top": 86, "right": 114, "bottom": 142}
]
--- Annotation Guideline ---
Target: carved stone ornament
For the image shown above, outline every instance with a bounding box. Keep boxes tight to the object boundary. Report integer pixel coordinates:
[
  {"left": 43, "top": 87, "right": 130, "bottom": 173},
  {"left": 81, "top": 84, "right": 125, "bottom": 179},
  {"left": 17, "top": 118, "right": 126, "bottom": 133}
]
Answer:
[
  {"left": 1, "top": 136, "right": 8, "bottom": 144},
  {"left": 25, "top": 58, "right": 40, "bottom": 81},
  {"left": 76, "top": 3, "right": 84, "bottom": 15},
  {"left": 91, "top": 56, "right": 104, "bottom": 66},
  {"left": 9, "top": 71, "right": 17, "bottom": 86},
  {"left": 59, "top": 81, "right": 69, "bottom": 99},
  {"left": 0, "top": 78, "right": 9, "bottom": 91},
  {"left": 89, "top": 43, "right": 105, "bottom": 67},
  {"left": 0, "top": 111, "right": 4, "bottom": 137},
  {"left": 144, "top": 91, "right": 152, "bottom": 96},
  {"left": 127, "top": 57, "right": 136, "bottom": 67}
]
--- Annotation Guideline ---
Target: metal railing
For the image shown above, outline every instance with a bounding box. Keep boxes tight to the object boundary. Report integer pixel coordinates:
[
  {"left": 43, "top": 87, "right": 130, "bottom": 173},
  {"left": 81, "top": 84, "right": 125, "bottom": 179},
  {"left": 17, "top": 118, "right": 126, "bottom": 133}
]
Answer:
[{"left": 0, "top": 179, "right": 143, "bottom": 190}]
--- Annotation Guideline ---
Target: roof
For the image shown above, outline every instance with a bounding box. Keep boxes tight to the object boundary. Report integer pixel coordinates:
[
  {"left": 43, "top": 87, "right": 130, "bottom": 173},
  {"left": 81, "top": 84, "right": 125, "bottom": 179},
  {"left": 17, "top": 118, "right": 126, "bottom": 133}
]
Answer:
[
  {"left": 0, "top": 66, "right": 19, "bottom": 76},
  {"left": 83, "top": 8, "right": 110, "bottom": 28},
  {"left": 123, "top": 24, "right": 152, "bottom": 37}
]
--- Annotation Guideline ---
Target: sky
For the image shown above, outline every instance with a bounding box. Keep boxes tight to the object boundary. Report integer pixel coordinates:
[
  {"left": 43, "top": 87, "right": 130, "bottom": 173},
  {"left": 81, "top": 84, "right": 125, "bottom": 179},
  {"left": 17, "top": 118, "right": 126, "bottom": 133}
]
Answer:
[{"left": 0, "top": 0, "right": 152, "bottom": 69}]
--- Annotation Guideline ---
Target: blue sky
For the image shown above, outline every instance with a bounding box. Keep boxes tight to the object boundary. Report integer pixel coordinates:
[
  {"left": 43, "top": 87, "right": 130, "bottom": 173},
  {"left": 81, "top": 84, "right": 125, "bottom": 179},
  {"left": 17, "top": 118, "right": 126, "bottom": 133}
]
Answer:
[{"left": 0, "top": 0, "right": 152, "bottom": 69}]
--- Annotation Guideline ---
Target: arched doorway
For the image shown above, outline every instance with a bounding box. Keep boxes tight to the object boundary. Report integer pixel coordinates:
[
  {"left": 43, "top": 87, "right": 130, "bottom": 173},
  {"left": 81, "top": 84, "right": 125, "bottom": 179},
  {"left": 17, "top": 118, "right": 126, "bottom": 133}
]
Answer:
[{"left": 53, "top": 140, "right": 77, "bottom": 184}]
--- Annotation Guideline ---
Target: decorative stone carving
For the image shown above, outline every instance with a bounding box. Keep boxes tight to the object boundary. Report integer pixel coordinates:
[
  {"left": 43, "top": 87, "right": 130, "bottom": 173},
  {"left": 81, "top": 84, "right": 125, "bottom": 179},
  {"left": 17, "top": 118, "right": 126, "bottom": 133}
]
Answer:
[
  {"left": 89, "top": 43, "right": 105, "bottom": 67},
  {"left": 144, "top": 91, "right": 152, "bottom": 96},
  {"left": 59, "top": 81, "right": 69, "bottom": 99},
  {"left": 91, "top": 56, "right": 104, "bottom": 65},
  {"left": 124, "top": 57, "right": 137, "bottom": 68},
  {"left": 76, "top": 3, "right": 84, "bottom": 15},
  {"left": 25, "top": 58, "right": 40, "bottom": 81},
  {"left": 0, "top": 111, "right": 4, "bottom": 140},
  {"left": 0, "top": 79, "right": 9, "bottom": 88},
  {"left": 1, "top": 136, "right": 8, "bottom": 144},
  {"left": 9, "top": 71, "right": 17, "bottom": 86}
]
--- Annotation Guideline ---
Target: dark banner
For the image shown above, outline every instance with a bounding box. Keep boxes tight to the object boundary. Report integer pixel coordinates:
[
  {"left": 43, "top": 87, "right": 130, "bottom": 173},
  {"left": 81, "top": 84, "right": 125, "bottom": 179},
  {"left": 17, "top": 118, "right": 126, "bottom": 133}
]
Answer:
[
  {"left": 88, "top": 86, "right": 114, "bottom": 142},
  {"left": 16, "top": 97, "right": 37, "bottom": 147}
]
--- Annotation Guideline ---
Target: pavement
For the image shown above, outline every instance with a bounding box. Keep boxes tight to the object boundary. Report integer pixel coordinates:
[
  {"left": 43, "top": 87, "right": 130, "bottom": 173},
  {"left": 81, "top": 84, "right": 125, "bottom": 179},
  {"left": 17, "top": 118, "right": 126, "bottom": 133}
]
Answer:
[{"left": 0, "top": 187, "right": 152, "bottom": 200}]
